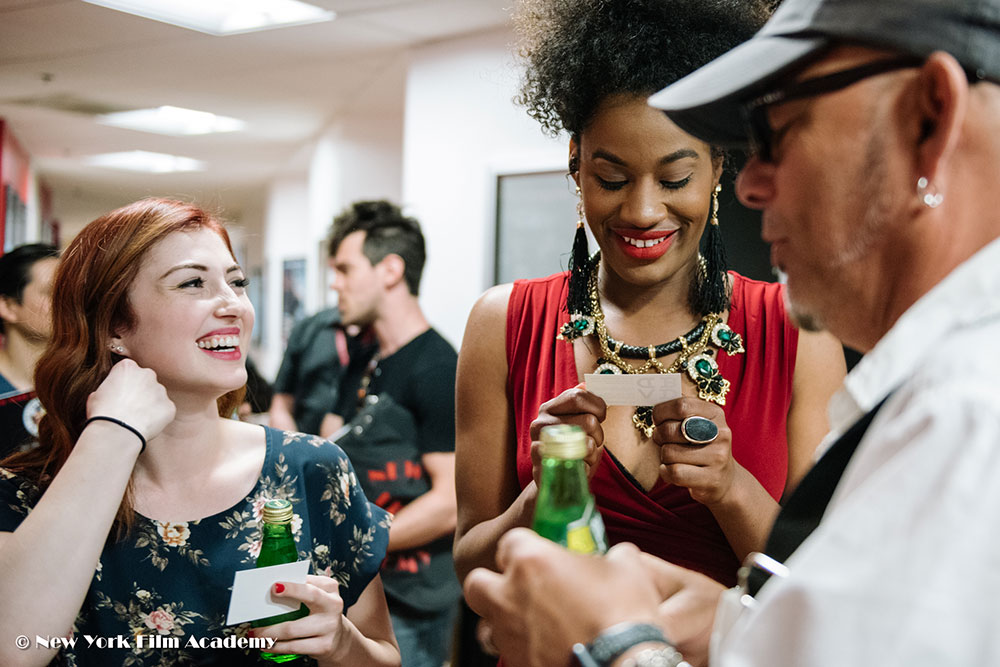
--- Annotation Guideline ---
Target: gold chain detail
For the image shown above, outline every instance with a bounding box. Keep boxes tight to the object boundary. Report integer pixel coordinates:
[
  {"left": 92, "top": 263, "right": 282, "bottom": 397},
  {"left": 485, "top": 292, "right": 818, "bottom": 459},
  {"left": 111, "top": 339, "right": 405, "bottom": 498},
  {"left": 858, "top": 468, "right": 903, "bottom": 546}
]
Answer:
[{"left": 589, "top": 263, "right": 720, "bottom": 376}]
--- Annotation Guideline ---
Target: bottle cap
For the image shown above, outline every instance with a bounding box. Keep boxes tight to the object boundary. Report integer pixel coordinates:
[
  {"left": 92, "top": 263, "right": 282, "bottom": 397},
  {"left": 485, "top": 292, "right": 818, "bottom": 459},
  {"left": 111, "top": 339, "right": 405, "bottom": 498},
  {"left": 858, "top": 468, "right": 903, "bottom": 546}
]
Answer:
[
  {"left": 261, "top": 498, "right": 294, "bottom": 524},
  {"left": 539, "top": 424, "right": 588, "bottom": 460}
]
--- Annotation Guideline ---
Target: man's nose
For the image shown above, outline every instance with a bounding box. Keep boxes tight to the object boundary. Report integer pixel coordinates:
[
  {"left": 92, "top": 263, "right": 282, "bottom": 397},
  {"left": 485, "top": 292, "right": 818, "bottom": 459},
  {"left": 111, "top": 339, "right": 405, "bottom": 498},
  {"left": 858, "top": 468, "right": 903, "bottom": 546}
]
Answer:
[{"left": 735, "top": 155, "right": 776, "bottom": 211}]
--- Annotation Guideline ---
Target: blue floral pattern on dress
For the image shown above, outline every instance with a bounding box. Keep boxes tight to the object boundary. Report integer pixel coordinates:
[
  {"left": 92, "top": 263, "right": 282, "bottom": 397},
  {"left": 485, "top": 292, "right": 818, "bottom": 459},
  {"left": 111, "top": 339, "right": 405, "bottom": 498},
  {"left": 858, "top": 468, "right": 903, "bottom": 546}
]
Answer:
[{"left": 0, "top": 427, "right": 391, "bottom": 666}]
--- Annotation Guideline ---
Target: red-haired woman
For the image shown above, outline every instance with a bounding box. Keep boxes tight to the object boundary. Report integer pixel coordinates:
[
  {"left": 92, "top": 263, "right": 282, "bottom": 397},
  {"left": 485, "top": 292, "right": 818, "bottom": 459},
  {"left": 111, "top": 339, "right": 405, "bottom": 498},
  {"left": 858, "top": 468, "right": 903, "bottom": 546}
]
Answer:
[{"left": 0, "top": 198, "right": 400, "bottom": 667}]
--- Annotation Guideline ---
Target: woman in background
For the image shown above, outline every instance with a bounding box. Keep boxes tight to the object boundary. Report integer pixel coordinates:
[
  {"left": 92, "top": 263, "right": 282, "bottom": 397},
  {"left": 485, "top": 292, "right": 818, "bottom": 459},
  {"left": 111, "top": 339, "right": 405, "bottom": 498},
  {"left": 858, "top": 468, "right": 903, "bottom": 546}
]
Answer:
[
  {"left": 0, "top": 242, "right": 59, "bottom": 457},
  {"left": 454, "top": 0, "right": 846, "bottom": 593},
  {"left": 0, "top": 198, "right": 399, "bottom": 666}
]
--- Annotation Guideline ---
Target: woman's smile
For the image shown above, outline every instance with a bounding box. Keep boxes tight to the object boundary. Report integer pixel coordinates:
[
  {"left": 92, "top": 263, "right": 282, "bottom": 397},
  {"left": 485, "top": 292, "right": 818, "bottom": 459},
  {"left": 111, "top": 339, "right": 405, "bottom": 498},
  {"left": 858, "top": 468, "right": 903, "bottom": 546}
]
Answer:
[
  {"left": 196, "top": 327, "right": 243, "bottom": 361},
  {"left": 614, "top": 228, "right": 678, "bottom": 260}
]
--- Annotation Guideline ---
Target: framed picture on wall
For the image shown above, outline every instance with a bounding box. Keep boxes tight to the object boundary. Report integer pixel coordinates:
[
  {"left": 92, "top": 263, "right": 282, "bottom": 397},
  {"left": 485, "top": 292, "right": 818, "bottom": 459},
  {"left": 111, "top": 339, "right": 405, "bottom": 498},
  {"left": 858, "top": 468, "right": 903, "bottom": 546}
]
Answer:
[
  {"left": 281, "top": 258, "right": 306, "bottom": 347},
  {"left": 318, "top": 239, "right": 338, "bottom": 309},
  {"left": 3, "top": 184, "right": 27, "bottom": 253},
  {"left": 494, "top": 170, "right": 586, "bottom": 285},
  {"left": 248, "top": 268, "right": 265, "bottom": 348}
]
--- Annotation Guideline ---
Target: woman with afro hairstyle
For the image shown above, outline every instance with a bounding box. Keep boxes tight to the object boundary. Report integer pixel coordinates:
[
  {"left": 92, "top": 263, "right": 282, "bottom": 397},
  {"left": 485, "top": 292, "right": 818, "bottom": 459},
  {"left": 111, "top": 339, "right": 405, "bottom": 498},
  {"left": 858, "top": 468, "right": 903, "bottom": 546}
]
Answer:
[{"left": 455, "top": 0, "right": 847, "bottom": 593}]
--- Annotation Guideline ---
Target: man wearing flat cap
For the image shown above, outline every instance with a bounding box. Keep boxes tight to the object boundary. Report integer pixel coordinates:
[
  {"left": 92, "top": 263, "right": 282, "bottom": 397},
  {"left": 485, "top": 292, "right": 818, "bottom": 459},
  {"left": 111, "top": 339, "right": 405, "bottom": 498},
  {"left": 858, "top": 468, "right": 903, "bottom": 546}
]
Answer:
[{"left": 464, "top": 0, "right": 1000, "bottom": 665}]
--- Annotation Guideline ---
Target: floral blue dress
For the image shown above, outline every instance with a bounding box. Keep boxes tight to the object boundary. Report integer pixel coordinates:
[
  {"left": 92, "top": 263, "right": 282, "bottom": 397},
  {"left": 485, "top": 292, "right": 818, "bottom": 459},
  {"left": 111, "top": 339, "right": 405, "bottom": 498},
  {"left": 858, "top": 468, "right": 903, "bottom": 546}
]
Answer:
[{"left": 0, "top": 427, "right": 391, "bottom": 666}]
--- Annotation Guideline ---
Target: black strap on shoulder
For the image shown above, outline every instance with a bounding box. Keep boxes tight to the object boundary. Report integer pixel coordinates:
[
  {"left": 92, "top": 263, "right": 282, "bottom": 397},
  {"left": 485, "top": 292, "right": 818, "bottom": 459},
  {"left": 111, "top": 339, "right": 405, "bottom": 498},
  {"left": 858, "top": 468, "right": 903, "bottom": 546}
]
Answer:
[{"left": 749, "top": 393, "right": 894, "bottom": 595}]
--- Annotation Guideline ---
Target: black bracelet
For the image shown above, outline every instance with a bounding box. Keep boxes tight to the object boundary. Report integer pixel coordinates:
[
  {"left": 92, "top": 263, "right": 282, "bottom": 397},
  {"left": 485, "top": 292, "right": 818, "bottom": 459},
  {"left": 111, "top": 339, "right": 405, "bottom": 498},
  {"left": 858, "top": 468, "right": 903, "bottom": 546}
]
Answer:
[{"left": 85, "top": 416, "right": 147, "bottom": 454}]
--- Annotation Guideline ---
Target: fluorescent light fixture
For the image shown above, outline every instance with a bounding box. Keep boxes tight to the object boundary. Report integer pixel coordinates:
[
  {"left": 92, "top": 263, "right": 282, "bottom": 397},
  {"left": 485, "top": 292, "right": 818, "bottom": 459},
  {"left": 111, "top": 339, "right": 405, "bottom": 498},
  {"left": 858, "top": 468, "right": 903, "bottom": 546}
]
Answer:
[
  {"left": 82, "top": 0, "right": 335, "bottom": 36},
  {"left": 84, "top": 150, "right": 205, "bottom": 173},
  {"left": 97, "top": 106, "right": 246, "bottom": 136}
]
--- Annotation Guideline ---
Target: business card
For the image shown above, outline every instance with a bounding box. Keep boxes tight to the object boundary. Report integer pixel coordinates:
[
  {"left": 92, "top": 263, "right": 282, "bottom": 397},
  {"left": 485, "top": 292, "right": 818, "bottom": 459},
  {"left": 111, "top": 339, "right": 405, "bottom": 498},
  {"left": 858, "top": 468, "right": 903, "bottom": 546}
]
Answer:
[
  {"left": 584, "top": 373, "right": 682, "bottom": 406},
  {"left": 226, "top": 560, "right": 310, "bottom": 626}
]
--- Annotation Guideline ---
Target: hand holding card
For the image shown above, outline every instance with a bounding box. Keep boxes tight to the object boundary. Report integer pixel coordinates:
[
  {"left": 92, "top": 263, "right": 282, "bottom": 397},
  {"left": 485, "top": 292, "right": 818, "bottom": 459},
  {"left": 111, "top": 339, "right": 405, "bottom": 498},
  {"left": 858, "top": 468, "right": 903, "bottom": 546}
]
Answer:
[
  {"left": 583, "top": 373, "right": 682, "bottom": 407},
  {"left": 225, "top": 560, "right": 310, "bottom": 626}
]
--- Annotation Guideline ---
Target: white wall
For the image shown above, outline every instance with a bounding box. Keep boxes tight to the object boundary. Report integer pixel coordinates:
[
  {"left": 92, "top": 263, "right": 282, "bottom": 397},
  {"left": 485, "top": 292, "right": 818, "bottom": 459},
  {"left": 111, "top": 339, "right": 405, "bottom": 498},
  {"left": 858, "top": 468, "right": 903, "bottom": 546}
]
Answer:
[
  {"left": 256, "top": 111, "right": 404, "bottom": 378},
  {"left": 310, "top": 114, "right": 405, "bottom": 310},
  {"left": 260, "top": 174, "right": 309, "bottom": 376},
  {"left": 335, "top": 114, "right": 404, "bottom": 207},
  {"left": 49, "top": 187, "right": 138, "bottom": 243},
  {"left": 401, "top": 28, "right": 566, "bottom": 350}
]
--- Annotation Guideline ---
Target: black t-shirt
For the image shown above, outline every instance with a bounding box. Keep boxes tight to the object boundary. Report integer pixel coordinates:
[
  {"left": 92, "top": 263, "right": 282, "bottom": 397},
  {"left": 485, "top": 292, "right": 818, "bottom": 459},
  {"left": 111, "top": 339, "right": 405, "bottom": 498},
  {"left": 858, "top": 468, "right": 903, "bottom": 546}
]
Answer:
[
  {"left": 336, "top": 327, "right": 457, "bottom": 454},
  {"left": 0, "top": 374, "right": 41, "bottom": 460},
  {"left": 334, "top": 328, "right": 460, "bottom": 614}
]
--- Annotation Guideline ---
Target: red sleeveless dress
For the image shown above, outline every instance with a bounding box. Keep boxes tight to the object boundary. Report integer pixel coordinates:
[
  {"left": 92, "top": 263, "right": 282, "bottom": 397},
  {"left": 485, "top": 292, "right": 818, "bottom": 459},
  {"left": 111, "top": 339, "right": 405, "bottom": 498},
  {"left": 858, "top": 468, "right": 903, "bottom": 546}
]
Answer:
[{"left": 506, "top": 271, "right": 798, "bottom": 585}]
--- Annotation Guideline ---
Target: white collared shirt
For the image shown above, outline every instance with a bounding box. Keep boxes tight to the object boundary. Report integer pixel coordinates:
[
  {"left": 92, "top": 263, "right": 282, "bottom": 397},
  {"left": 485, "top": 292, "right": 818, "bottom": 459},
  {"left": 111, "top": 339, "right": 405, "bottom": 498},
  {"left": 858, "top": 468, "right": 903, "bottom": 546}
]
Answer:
[{"left": 716, "top": 236, "right": 1000, "bottom": 666}]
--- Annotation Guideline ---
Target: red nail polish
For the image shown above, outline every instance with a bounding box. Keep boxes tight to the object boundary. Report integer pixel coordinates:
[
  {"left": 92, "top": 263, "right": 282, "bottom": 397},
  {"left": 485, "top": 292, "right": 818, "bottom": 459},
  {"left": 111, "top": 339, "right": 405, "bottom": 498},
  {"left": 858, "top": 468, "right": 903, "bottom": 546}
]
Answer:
[
  {"left": 247, "top": 630, "right": 255, "bottom": 638},
  {"left": 274, "top": 583, "right": 285, "bottom": 594}
]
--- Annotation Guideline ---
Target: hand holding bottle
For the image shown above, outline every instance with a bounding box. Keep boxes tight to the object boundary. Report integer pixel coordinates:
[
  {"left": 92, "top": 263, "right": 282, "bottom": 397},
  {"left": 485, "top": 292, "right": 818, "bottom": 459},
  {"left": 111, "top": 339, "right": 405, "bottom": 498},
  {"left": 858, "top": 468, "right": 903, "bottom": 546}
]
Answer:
[
  {"left": 638, "top": 550, "right": 722, "bottom": 667},
  {"left": 464, "top": 529, "right": 665, "bottom": 667},
  {"left": 254, "top": 576, "right": 349, "bottom": 663},
  {"left": 528, "top": 383, "right": 606, "bottom": 484}
]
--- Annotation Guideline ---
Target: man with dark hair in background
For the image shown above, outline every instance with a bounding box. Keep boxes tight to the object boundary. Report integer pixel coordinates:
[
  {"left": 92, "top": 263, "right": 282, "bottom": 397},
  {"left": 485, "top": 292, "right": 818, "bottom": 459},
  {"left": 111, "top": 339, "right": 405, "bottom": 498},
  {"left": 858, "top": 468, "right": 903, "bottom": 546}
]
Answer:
[
  {"left": 0, "top": 243, "right": 59, "bottom": 458},
  {"left": 324, "top": 200, "right": 459, "bottom": 667}
]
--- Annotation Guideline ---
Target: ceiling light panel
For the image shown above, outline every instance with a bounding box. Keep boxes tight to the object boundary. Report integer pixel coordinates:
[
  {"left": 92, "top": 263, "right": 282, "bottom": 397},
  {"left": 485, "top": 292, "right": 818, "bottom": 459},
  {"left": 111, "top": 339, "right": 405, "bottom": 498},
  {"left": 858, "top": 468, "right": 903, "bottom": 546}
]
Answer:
[
  {"left": 82, "top": 0, "right": 335, "bottom": 36},
  {"left": 97, "top": 106, "right": 246, "bottom": 136},
  {"left": 84, "top": 150, "right": 206, "bottom": 173}
]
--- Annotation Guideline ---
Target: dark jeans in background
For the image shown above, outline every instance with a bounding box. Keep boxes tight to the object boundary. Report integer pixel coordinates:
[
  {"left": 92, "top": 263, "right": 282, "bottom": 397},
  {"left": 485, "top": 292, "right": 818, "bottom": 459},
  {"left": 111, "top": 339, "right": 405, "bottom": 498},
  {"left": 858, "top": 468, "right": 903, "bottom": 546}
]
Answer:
[{"left": 391, "top": 604, "right": 458, "bottom": 667}]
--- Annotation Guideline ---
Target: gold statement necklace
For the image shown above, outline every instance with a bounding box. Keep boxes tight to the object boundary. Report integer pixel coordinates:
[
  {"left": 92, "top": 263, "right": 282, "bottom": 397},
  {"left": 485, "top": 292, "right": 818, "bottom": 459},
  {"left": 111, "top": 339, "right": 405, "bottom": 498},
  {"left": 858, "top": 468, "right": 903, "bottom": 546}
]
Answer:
[{"left": 560, "top": 258, "right": 745, "bottom": 438}]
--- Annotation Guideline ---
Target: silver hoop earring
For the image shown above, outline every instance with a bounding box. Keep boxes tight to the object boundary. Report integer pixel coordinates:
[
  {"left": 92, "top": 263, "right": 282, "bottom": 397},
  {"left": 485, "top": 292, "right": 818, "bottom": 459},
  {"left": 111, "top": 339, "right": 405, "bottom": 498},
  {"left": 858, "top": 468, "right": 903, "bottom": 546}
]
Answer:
[{"left": 917, "top": 176, "right": 943, "bottom": 209}]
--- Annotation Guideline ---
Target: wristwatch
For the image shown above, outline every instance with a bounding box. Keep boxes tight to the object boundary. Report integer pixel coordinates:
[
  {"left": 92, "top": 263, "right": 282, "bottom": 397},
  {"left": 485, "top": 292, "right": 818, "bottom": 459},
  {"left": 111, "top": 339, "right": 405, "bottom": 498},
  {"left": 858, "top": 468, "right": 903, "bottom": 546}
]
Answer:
[
  {"left": 571, "top": 622, "right": 687, "bottom": 667},
  {"left": 620, "top": 646, "right": 690, "bottom": 667}
]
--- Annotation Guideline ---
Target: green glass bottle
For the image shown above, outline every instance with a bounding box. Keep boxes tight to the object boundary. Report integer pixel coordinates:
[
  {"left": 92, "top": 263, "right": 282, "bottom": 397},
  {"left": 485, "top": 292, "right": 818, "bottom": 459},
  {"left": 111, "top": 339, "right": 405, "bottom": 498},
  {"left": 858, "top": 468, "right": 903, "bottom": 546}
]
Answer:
[
  {"left": 532, "top": 424, "right": 608, "bottom": 554},
  {"left": 253, "top": 499, "right": 308, "bottom": 663}
]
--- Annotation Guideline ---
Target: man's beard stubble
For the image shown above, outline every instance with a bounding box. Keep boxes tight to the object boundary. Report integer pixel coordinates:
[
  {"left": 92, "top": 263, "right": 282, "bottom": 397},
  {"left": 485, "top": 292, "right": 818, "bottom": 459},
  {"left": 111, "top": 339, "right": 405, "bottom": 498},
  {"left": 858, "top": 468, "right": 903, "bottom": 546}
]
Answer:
[{"left": 780, "top": 115, "right": 893, "bottom": 338}]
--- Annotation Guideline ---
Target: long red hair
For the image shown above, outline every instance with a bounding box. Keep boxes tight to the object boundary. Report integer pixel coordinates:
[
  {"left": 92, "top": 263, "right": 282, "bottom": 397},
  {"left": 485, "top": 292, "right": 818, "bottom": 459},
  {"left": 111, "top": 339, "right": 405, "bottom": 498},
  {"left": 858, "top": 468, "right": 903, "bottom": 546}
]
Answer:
[{"left": 1, "top": 198, "right": 246, "bottom": 531}]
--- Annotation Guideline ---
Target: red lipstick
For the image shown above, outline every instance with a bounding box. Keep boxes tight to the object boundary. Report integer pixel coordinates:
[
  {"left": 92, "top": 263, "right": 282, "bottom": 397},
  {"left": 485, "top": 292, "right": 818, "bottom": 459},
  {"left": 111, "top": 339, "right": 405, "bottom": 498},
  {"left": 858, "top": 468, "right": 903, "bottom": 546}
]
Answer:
[{"left": 613, "top": 229, "right": 677, "bottom": 260}]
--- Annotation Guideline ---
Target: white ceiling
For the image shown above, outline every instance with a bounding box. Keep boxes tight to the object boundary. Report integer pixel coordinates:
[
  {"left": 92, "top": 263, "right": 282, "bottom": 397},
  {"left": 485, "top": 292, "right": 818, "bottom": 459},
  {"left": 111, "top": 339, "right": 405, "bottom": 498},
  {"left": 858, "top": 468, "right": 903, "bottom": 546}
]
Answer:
[{"left": 0, "top": 0, "right": 513, "bottom": 208}]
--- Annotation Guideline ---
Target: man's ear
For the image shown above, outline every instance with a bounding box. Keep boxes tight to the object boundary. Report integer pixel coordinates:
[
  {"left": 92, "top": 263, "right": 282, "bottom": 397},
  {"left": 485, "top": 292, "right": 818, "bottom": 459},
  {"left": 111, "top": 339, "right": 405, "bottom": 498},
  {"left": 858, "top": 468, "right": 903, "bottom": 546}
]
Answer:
[
  {"left": 912, "top": 51, "right": 968, "bottom": 184},
  {"left": 379, "top": 254, "right": 406, "bottom": 290},
  {"left": 0, "top": 296, "right": 20, "bottom": 324}
]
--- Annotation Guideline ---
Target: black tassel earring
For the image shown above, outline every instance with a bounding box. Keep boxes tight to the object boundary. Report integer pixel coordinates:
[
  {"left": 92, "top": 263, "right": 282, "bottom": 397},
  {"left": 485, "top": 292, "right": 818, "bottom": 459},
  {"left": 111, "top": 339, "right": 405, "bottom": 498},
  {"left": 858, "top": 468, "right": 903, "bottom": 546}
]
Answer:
[
  {"left": 691, "top": 183, "right": 731, "bottom": 315},
  {"left": 559, "top": 185, "right": 596, "bottom": 341}
]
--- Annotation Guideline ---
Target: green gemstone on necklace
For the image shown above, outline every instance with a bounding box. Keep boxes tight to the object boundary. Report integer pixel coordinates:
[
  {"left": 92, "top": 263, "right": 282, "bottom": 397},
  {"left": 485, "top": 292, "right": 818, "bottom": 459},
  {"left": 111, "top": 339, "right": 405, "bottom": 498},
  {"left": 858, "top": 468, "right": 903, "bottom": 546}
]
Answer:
[
  {"left": 572, "top": 319, "right": 589, "bottom": 331},
  {"left": 719, "top": 329, "right": 732, "bottom": 342},
  {"left": 695, "top": 358, "right": 713, "bottom": 377}
]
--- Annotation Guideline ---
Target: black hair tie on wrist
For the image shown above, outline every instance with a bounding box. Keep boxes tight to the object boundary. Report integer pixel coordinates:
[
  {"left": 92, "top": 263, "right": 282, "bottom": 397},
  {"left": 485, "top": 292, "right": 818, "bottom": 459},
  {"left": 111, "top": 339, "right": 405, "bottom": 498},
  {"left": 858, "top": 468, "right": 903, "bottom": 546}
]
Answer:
[{"left": 85, "top": 416, "right": 147, "bottom": 454}]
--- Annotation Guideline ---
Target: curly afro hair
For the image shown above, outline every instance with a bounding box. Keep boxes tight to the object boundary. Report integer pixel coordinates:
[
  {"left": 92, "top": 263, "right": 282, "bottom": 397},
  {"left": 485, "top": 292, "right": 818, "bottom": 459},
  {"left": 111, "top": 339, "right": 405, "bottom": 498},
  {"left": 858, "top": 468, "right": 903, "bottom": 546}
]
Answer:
[{"left": 514, "top": 0, "right": 776, "bottom": 140}]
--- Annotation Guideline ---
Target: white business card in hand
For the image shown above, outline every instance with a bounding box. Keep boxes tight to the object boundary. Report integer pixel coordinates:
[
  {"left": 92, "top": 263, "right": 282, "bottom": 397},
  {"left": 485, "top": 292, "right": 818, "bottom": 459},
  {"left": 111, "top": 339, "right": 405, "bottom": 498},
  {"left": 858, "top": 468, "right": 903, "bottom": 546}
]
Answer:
[
  {"left": 584, "top": 373, "right": 682, "bottom": 406},
  {"left": 226, "top": 560, "right": 310, "bottom": 626}
]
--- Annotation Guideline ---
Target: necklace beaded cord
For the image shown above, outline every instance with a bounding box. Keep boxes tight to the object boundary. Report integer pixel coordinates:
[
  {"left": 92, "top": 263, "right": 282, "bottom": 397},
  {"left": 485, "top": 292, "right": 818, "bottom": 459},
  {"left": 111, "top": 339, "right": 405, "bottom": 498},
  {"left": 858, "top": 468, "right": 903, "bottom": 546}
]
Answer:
[
  {"left": 356, "top": 354, "right": 381, "bottom": 408},
  {"left": 558, "top": 255, "right": 745, "bottom": 438}
]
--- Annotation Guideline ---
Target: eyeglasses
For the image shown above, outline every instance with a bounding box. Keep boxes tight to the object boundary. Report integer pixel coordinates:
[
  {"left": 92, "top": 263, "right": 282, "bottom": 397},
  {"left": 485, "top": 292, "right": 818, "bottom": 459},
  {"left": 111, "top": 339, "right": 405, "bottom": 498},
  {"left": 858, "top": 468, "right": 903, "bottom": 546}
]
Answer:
[{"left": 742, "top": 57, "right": 923, "bottom": 163}]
